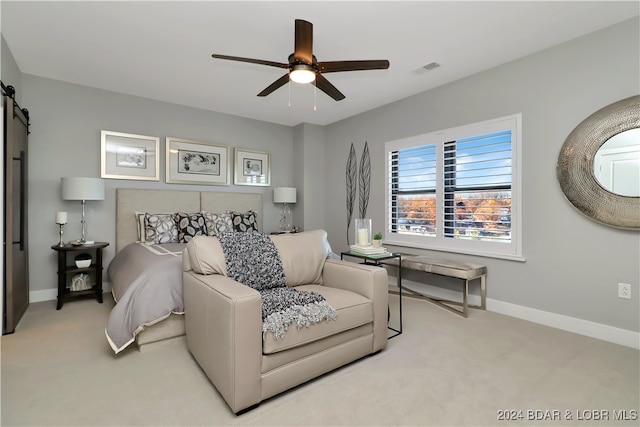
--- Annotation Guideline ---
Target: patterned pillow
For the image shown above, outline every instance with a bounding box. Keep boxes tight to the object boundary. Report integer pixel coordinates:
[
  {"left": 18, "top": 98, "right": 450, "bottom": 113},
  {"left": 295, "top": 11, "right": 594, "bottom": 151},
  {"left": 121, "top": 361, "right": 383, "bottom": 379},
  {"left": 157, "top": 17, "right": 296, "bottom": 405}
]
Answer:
[
  {"left": 134, "top": 211, "right": 147, "bottom": 243},
  {"left": 201, "top": 211, "right": 233, "bottom": 236},
  {"left": 172, "top": 212, "right": 207, "bottom": 243},
  {"left": 144, "top": 213, "right": 178, "bottom": 244},
  {"left": 228, "top": 210, "right": 259, "bottom": 232}
]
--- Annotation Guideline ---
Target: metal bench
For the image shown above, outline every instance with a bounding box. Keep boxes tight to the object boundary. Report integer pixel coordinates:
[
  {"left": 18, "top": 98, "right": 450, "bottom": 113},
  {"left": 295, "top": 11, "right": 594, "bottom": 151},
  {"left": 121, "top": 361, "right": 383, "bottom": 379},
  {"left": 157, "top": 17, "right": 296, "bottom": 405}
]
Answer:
[{"left": 384, "top": 255, "right": 486, "bottom": 318}]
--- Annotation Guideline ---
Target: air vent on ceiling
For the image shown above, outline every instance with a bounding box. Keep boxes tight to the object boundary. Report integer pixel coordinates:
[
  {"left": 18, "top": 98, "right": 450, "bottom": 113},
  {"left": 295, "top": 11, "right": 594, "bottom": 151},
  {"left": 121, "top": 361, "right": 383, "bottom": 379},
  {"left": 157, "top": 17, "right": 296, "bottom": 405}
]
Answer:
[{"left": 423, "top": 62, "right": 440, "bottom": 70}]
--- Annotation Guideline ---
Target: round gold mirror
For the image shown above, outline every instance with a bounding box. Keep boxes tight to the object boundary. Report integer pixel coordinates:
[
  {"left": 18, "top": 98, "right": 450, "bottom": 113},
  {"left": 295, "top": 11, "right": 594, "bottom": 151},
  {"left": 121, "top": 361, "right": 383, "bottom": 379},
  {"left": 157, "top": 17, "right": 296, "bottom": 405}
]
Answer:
[{"left": 557, "top": 95, "right": 640, "bottom": 230}]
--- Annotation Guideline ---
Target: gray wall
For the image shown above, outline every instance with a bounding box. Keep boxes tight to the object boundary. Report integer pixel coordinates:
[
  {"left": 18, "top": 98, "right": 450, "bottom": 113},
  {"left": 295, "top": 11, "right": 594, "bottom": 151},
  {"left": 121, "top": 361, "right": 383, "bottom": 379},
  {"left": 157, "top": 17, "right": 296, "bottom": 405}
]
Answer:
[
  {"left": 293, "top": 122, "right": 325, "bottom": 232},
  {"left": 1, "top": 35, "right": 22, "bottom": 104},
  {"left": 20, "top": 76, "right": 294, "bottom": 296},
  {"left": 2, "top": 19, "right": 638, "bottom": 335},
  {"left": 322, "top": 18, "right": 640, "bottom": 332}
]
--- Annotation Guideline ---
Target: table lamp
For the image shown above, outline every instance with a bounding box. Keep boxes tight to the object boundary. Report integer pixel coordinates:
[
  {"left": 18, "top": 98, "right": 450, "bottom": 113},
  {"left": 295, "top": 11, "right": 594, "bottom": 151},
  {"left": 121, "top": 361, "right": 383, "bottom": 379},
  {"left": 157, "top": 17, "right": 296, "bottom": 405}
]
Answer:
[
  {"left": 61, "top": 177, "right": 105, "bottom": 244},
  {"left": 273, "top": 187, "right": 296, "bottom": 232}
]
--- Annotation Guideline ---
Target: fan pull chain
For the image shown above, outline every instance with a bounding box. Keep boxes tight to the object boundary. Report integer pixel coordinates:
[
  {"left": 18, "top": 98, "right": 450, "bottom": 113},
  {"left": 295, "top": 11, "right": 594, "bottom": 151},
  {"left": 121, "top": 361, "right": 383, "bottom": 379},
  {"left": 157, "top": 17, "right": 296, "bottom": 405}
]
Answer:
[
  {"left": 288, "top": 76, "right": 292, "bottom": 108},
  {"left": 314, "top": 80, "right": 317, "bottom": 111}
]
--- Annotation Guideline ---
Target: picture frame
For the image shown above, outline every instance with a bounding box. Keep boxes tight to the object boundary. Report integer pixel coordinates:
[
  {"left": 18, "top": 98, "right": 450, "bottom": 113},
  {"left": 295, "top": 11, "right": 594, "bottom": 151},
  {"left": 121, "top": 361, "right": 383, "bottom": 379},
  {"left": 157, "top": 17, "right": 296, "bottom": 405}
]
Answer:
[
  {"left": 234, "top": 148, "right": 271, "bottom": 186},
  {"left": 101, "top": 130, "right": 160, "bottom": 181},
  {"left": 165, "top": 137, "right": 230, "bottom": 185}
]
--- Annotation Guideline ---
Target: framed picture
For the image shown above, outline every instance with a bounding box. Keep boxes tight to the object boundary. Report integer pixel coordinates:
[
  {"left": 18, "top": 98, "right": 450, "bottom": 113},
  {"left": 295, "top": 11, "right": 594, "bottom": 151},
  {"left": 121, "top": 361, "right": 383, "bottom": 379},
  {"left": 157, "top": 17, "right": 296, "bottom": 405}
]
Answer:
[
  {"left": 101, "top": 130, "right": 159, "bottom": 181},
  {"left": 165, "top": 137, "right": 230, "bottom": 185},
  {"left": 234, "top": 148, "right": 271, "bottom": 186}
]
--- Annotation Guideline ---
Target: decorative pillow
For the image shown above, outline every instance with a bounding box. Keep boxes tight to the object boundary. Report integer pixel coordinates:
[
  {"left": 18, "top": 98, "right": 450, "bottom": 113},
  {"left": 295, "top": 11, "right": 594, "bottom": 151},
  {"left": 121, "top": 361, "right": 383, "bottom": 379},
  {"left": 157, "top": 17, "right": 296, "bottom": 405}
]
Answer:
[
  {"left": 134, "top": 211, "right": 147, "bottom": 243},
  {"left": 228, "top": 210, "right": 259, "bottom": 232},
  {"left": 186, "top": 235, "right": 227, "bottom": 276},
  {"left": 270, "top": 230, "right": 330, "bottom": 286},
  {"left": 144, "top": 213, "right": 178, "bottom": 244},
  {"left": 172, "top": 212, "right": 207, "bottom": 243},
  {"left": 201, "top": 211, "right": 234, "bottom": 236}
]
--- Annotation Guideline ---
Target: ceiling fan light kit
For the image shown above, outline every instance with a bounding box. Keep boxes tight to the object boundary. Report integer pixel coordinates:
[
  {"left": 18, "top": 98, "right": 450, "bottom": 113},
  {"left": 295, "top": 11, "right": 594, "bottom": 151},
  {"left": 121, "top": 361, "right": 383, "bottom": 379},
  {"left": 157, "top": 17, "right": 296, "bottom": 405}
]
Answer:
[
  {"left": 290, "top": 66, "right": 316, "bottom": 84},
  {"left": 212, "top": 19, "right": 389, "bottom": 101}
]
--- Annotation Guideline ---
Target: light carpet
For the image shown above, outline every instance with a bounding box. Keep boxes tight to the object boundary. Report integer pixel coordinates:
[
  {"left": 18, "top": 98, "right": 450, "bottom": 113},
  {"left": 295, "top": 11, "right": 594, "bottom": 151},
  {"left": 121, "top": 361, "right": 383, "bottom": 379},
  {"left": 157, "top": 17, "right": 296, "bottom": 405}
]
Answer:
[{"left": 1, "top": 292, "right": 638, "bottom": 426}]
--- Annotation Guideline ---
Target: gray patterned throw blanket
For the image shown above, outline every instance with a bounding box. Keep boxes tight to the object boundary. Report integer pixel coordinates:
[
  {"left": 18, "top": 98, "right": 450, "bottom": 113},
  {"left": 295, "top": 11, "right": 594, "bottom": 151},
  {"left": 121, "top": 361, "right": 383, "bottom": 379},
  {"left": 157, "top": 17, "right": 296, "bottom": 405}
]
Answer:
[{"left": 217, "top": 232, "right": 336, "bottom": 340}]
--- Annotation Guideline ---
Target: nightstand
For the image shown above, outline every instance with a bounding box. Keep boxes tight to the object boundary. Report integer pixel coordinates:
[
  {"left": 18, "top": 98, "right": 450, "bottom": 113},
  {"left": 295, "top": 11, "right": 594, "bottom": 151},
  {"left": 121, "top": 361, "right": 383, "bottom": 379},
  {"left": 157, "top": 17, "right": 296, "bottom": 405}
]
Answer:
[{"left": 51, "top": 242, "right": 109, "bottom": 310}]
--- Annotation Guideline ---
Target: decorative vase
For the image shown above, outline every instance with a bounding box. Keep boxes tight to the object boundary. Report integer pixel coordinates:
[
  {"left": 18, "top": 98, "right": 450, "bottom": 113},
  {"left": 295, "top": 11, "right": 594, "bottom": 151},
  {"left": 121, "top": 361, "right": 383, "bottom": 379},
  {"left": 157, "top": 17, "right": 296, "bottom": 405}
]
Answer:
[
  {"left": 372, "top": 239, "right": 381, "bottom": 248},
  {"left": 355, "top": 218, "right": 372, "bottom": 247}
]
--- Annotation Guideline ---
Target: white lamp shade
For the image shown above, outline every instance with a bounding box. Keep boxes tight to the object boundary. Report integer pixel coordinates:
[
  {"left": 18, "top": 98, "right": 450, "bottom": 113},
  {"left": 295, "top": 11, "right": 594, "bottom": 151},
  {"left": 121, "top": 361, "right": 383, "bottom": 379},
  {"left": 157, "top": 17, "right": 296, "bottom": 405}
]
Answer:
[
  {"left": 61, "top": 177, "right": 105, "bottom": 201},
  {"left": 273, "top": 187, "right": 296, "bottom": 204}
]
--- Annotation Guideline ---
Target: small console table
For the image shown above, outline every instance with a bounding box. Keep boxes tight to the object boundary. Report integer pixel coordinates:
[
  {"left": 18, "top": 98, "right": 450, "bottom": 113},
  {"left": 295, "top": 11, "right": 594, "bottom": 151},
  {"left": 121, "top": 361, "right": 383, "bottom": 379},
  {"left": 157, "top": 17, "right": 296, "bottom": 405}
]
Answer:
[
  {"left": 51, "top": 242, "right": 109, "bottom": 310},
  {"left": 340, "top": 251, "right": 402, "bottom": 339}
]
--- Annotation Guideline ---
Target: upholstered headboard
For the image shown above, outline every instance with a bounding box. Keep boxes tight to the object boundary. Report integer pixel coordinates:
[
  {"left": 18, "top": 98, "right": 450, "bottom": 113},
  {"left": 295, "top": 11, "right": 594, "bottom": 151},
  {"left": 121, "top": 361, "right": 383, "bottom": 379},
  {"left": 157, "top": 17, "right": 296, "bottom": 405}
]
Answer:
[{"left": 115, "top": 188, "right": 262, "bottom": 252}]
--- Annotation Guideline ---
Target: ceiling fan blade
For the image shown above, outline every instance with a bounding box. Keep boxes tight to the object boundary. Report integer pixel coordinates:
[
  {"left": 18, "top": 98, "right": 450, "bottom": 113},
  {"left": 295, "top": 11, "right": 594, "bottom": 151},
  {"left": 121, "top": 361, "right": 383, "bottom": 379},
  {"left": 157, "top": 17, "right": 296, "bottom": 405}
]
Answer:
[
  {"left": 294, "top": 19, "right": 313, "bottom": 64},
  {"left": 315, "top": 74, "right": 345, "bottom": 101},
  {"left": 257, "top": 74, "right": 290, "bottom": 97},
  {"left": 318, "top": 60, "right": 390, "bottom": 73},
  {"left": 212, "top": 54, "right": 289, "bottom": 69}
]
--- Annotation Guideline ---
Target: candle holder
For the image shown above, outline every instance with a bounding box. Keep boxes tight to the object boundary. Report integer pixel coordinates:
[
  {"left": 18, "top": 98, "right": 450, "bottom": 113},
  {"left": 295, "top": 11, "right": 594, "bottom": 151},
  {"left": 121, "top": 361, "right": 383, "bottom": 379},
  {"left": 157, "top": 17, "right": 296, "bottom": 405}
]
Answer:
[
  {"left": 57, "top": 223, "right": 66, "bottom": 247},
  {"left": 354, "top": 218, "right": 372, "bottom": 247}
]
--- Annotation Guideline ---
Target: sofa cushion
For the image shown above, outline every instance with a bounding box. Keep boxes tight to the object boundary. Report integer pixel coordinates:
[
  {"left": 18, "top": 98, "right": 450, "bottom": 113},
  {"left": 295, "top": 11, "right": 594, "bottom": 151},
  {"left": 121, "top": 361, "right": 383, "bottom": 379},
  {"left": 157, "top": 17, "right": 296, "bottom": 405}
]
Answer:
[
  {"left": 186, "top": 235, "right": 228, "bottom": 276},
  {"left": 187, "top": 230, "right": 332, "bottom": 288},
  {"left": 269, "top": 230, "right": 332, "bottom": 286},
  {"left": 262, "top": 284, "right": 372, "bottom": 355}
]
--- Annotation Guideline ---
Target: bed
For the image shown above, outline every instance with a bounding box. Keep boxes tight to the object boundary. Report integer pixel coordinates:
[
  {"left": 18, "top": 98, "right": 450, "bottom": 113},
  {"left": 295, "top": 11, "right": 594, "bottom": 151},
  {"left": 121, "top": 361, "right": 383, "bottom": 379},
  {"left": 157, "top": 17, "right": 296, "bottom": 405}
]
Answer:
[{"left": 105, "top": 188, "right": 262, "bottom": 353}]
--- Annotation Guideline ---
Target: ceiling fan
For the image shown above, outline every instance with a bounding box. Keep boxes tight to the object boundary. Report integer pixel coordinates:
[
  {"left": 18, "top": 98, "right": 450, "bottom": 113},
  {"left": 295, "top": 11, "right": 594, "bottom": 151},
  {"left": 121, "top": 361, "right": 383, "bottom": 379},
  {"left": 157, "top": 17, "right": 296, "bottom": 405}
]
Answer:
[{"left": 211, "top": 19, "right": 390, "bottom": 101}]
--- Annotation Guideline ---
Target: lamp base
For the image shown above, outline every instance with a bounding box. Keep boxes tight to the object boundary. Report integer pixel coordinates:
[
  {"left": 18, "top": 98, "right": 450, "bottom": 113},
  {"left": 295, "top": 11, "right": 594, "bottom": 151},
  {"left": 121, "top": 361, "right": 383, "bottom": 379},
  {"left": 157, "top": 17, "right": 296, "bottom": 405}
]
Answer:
[{"left": 279, "top": 203, "right": 293, "bottom": 232}]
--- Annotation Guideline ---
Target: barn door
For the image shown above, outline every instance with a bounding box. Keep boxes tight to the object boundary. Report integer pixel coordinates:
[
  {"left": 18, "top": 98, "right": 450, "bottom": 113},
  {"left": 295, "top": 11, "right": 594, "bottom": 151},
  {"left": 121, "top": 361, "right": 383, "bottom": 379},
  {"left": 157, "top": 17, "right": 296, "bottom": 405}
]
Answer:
[{"left": 3, "top": 86, "right": 30, "bottom": 335}]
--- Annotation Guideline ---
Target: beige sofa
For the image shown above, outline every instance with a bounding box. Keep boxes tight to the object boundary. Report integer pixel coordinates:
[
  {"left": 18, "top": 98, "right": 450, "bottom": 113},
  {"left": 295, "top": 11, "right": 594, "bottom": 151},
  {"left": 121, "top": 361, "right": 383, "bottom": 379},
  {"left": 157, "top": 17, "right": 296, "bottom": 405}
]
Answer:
[{"left": 182, "top": 230, "right": 388, "bottom": 414}]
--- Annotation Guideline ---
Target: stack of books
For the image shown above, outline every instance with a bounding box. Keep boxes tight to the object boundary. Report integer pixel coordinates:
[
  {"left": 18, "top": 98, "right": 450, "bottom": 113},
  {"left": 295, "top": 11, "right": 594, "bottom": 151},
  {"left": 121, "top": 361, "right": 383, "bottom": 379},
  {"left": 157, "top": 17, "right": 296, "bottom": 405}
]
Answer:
[{"left": 349, "top": 244, "right": 387, "bottom": 256}]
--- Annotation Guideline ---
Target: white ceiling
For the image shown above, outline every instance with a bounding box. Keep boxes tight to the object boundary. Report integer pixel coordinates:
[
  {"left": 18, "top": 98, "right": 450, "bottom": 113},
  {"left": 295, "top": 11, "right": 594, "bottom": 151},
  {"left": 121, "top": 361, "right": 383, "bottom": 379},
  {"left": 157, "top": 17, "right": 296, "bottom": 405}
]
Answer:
[{"left": 2, "top": 1, "right": 638, "bottom": 127}]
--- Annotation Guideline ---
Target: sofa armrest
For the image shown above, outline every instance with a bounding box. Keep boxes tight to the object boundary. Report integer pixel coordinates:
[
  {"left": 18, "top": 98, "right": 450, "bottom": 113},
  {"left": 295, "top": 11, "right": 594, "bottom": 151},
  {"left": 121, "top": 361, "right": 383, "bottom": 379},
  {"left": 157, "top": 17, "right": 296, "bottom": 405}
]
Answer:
[
  {"left": 322, "top": 259, "right": 388, "bottom": 351},
  {"left": 183, "top": 271, "right": 262, "bottom": 414}
]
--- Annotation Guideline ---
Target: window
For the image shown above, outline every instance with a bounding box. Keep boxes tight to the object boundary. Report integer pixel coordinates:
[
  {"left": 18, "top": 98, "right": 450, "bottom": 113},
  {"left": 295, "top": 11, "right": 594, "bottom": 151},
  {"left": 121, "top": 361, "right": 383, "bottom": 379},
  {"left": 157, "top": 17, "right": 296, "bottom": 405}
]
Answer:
[{"left": 385, "top": 115, "right": 522, "bottom": 260}]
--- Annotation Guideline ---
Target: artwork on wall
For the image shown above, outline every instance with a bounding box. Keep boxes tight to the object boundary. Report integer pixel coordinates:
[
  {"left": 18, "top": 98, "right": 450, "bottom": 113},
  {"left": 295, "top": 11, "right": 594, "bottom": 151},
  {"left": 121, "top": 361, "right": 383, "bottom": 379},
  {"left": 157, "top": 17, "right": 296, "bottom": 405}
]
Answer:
[
  {"left": 165, "top": 137, "right": 230, "bottom": 185},
  {"left": 101, "top": 130, "right": 159, "bottom": 181},
  {"left": 346, "top": 143, "right": 357, "bottom": 244},
  {"left": 345, "top": 142, "right": 371, "bottom": 244},
  {"left": 359, "top": 141, "right": 371, "bottom": 219},
  {"left": 234, "top": 148, "right": 270, "bottom": 186}
]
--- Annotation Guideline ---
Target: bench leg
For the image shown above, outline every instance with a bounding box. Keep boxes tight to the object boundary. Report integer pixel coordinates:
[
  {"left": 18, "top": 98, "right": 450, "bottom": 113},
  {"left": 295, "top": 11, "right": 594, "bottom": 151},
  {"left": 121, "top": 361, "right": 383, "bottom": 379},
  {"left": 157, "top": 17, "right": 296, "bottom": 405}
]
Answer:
[
  {"left": 400, "top": 275, "right": 485, "bottom": 318},
  {"left": 463, "top": 279, "right": 469, "bottom": 318},
  {"left": 480, "top": 274, "right": 486, "bottom": 311}
]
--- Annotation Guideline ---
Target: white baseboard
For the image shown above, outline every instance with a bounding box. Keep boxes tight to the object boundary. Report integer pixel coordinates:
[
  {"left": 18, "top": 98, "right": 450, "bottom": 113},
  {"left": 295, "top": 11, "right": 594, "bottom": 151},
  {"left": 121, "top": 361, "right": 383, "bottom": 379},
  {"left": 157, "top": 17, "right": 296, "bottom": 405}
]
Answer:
[
  {"left": 488, "top": 299, "right": 639, "bottom": 350},
  {"left": 30, "top": 282, "right": 112, "bottom": 304},
  {"left": 394, "top": 278, "right": 639, "bottom": 350},
  {"left": 29, "top": 288, "right": 58, "bottom": 303}
]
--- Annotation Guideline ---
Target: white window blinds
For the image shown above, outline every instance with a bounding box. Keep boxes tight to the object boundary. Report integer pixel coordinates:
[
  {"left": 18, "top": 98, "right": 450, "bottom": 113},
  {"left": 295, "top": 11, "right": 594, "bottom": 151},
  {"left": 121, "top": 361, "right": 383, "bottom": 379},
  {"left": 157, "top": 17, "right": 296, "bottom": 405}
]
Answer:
[
  {"left": 385, "top": 114, "right": 522, "bottom": 260},
  {"left": 443, "top": 130, "right": 512, "bottom": 242}
]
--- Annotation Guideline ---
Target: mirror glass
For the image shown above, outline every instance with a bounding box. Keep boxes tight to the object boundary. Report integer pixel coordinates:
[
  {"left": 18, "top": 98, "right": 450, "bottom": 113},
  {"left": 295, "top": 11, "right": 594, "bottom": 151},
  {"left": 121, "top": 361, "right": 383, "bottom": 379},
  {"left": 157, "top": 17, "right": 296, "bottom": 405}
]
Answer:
[{"left": 593, "top": 128, "right": 640, "bottom": 197}]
